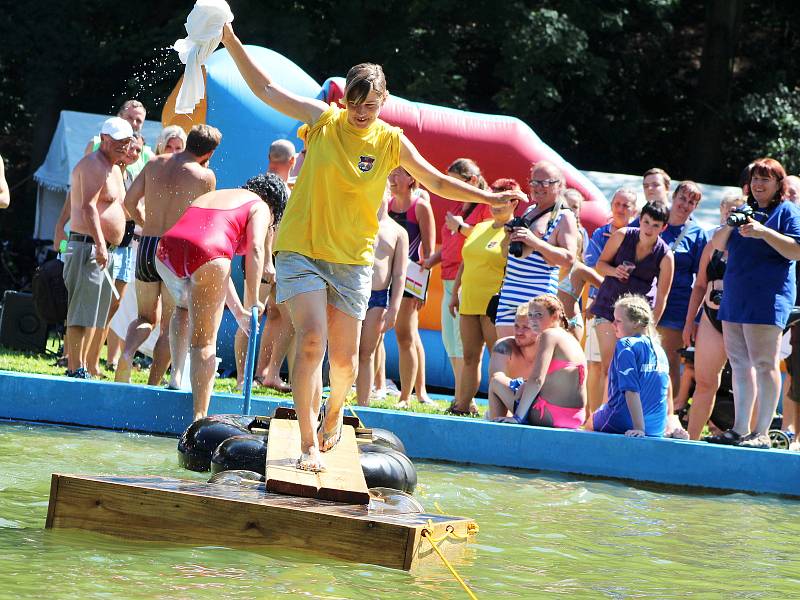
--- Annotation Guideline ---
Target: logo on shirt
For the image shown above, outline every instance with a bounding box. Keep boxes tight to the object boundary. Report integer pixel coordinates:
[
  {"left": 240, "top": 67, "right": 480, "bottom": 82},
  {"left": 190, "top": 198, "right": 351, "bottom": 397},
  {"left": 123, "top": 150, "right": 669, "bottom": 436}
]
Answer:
[
  {"left": 358, "top": 155, "right": 376, "bottom": 172},
  {"left": 487, "top": 241, "right": 499, "bottom": 249}
]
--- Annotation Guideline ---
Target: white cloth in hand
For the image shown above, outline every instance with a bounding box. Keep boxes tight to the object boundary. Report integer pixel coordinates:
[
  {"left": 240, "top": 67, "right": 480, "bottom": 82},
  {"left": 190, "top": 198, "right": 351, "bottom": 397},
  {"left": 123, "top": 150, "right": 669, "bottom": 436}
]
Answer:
[{"left": 173, "top": 0, "right": 233, "bottom": 114}]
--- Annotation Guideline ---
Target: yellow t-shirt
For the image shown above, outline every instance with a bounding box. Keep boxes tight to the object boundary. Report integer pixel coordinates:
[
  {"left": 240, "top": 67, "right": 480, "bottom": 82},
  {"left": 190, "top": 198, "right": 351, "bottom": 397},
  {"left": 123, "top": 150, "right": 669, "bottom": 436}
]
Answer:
[
  {"left": 459, "top": 220, "right": 507, "bottom": 315},
  {"left": 274, "top": 104, "right": 403, "bottom": 265}
]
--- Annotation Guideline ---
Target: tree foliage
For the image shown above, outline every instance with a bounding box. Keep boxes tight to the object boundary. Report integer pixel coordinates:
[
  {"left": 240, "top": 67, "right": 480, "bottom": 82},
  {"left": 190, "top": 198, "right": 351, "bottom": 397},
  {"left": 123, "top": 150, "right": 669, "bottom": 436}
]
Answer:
[{"left": 2, "top": 0, "right": 800, "bottom": 241}]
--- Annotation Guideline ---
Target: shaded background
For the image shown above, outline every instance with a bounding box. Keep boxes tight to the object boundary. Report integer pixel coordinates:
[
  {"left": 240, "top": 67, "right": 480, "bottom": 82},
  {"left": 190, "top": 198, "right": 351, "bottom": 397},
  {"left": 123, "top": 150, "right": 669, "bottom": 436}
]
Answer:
[{"left": 2, "top": 0, "right": 799, "bottom": 245}]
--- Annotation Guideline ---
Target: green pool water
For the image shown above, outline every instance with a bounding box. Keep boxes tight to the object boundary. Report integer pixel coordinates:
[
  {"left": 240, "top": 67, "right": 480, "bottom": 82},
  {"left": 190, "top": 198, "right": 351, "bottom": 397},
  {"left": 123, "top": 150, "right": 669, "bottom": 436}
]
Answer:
[{"left": 1, "top": 422, "right": 799, "bottom": 599}]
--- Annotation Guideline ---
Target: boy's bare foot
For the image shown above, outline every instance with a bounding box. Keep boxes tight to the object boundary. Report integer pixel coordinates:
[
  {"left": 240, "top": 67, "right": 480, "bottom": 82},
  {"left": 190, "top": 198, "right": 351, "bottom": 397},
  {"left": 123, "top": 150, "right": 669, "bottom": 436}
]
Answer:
[
  {"left": 114, "top": 358, "right": 133, "bottom": 383},
  {"left": 297, "top": 447, "right": 325, "bottom": 472},
  {"left": 396, "top": 399, "right": 410, "bottom": 410}
]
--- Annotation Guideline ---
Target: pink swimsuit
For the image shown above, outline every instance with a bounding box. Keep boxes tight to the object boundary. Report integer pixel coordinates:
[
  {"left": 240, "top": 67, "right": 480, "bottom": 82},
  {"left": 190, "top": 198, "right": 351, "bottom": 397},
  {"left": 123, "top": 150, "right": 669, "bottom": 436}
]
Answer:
[
  {"left": 529, "top": 359, "right": 586, "bottom": 429},
  {"left": 157, "top": 200, "right": 258, "bottom": 278}
]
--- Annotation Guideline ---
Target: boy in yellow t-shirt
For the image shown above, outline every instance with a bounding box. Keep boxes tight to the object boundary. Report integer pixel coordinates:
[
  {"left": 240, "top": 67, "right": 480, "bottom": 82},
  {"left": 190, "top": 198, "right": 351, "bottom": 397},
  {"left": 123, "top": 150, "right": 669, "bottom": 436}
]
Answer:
[{"left": 223, "top": 23, "right": 524, "bottom": 472}]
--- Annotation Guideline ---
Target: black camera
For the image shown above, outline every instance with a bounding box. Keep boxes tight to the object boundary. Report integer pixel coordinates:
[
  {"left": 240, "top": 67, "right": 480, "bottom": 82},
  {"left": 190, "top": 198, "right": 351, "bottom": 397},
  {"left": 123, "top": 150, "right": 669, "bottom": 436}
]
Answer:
[
  {"left": 709, "top": 289, "right": 723, "bottom": 305},
  {"left": 506, "top": 205, "right": 540, "bottom": 258},
  {"left": 726, "top": 204, "right": 754, "bottom": 227}
]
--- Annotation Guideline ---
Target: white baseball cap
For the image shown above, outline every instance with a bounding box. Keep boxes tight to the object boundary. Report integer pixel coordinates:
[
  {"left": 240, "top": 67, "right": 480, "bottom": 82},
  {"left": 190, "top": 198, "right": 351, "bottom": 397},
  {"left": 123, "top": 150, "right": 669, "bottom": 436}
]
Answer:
[{"left": 101, "top": 117, "right": 133, "bottom": 140}]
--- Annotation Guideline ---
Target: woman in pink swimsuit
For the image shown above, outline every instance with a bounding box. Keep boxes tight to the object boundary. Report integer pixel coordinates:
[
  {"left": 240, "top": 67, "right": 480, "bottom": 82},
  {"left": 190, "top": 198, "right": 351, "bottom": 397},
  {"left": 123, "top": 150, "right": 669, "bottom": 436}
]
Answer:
[
  {"left": 156, "top": 174, "right": 288, "bottom": 421},
  {"left": 491, "top": 294, "right": 587, "bottom": 428}
]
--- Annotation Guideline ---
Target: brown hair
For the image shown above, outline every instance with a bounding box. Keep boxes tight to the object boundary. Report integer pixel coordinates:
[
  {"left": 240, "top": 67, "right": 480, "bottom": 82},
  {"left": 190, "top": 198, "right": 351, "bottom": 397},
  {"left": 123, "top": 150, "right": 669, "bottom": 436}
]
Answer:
[
  {"left": 643, "top": 167, "right": 671, "bottom": 190},
  {"left": 491, "top": 178, "right": 521, "bottom": 193},
  {"left": 185, "top": 124, "right": 222, "bottom": 157},
  {"left": 672, "top": 180, "right": 702, "bottom": 205},
  {"left": 530, "top": 294, "right": 569, "bottom": 329},
  {"left": 748, "top": 158, "right": 787, "bottom": 204},
  {"left": 344, "top": 63, "right": 387, "bottom": 105}
]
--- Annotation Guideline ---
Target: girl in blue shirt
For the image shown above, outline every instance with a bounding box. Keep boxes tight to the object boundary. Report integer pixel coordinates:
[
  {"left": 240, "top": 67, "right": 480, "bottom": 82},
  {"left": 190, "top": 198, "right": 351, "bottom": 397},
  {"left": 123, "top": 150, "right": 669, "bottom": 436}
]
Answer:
[{"left": 589, "top": 294, "right": 671, "bottom": 437}]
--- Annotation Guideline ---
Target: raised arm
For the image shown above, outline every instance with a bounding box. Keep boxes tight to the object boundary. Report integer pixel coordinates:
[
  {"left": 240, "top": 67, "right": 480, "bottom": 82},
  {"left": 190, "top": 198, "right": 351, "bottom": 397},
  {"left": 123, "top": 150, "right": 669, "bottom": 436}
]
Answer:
[
  {"left": 399, "top": 135, "right": 525, "bottom": 207},
  {"left": 221, "top": 24, "right": 327, "bottom": 125},
  {"left": 0, "top": 156, "right": 9, "bottom": 209}
]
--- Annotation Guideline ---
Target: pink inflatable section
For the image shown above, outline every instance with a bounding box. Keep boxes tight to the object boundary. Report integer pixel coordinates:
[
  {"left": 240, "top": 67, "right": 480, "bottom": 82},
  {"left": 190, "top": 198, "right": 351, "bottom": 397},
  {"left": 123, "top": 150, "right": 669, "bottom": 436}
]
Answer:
[{"left": 322, "top": 78, "right": 609, "bottom": 236}]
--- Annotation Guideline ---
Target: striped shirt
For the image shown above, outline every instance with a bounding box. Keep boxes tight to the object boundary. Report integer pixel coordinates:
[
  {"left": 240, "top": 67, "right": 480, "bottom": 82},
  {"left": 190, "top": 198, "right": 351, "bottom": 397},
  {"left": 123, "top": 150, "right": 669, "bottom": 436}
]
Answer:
[{"left": 495, "top": 213, "right": 564, "bottom": 324}]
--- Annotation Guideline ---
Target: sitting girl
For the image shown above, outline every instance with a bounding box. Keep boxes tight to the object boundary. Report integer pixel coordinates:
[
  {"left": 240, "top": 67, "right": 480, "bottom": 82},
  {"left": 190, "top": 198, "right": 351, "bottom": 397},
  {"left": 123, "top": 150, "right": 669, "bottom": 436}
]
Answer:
[
  {"left": 588, "top": 294, "right": 670, "bottom": 437},
  {"left": 491, "top": 294, "right": 587, "bottom": 428}
]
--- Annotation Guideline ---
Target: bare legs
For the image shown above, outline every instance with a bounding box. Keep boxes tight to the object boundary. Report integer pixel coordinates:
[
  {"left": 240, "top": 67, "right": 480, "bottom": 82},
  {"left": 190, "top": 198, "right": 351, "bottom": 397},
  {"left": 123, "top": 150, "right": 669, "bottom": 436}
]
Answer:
[
  {"left": 256, "top": 293, "right": 295, "bottom": 390},
  {"left": 595, "top": 321, "right": 618, "bottom": 405},
  {"left": 686, "top": 314, "right": 727, "bottom": 439},
  {"left": 186, "top": 259, "right": 230, "bottom": 421},
  {"left": 395, "top": 297, "right": 429, "bottom": 405},
  {"left": 356, "top": 308, "right": 385, "bottom": 406},
  {"left": 116, "top": 280, "right": 161, "bottom": 383},
  {"left": 723, "top": 322, "right": 782, "bottom": 436},
  {"left": 87, "top": 279, "right": 127, "bottom": 376},
  {"left": 455, "top": 314, "right": 497, "bottom": 412}
]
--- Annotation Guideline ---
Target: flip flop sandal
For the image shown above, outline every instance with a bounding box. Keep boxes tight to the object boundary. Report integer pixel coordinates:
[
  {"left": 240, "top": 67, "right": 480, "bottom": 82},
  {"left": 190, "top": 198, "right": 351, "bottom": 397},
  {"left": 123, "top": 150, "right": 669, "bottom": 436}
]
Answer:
[
  {"left": 704, "top": 428, "right": 743, "bottom": 445},
  {"left": 446, "top": 401, "right": 479, "bottom": 416},
  {"left": 317, "top": 403, "right": 343, "bottom": 452},
  {"left": 736, "top": 432, "right": 772, "bottom": 449}
]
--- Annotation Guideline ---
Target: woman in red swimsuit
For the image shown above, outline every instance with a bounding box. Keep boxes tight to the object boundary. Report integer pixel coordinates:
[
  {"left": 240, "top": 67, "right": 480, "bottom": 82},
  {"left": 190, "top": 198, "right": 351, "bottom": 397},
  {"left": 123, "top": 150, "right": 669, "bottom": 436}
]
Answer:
[
  {"left": 156, "top": 174, "right": 288, "bottom": 421},
  {"left": 491, "top": 294, "right": 587, "bottom": 428}
]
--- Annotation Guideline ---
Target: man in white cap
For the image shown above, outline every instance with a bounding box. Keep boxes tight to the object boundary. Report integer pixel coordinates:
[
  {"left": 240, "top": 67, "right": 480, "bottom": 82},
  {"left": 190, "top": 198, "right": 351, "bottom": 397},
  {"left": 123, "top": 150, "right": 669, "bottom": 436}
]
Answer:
[{"left": 62, "top": 116, "right": 132, "bottom": 379}]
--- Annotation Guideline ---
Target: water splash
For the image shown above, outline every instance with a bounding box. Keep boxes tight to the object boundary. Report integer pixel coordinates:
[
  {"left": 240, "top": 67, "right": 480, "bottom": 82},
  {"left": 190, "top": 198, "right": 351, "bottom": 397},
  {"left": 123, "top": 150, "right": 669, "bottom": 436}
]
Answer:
[{"left": 118, "top": 46, "right": 183, "bottom": 113}]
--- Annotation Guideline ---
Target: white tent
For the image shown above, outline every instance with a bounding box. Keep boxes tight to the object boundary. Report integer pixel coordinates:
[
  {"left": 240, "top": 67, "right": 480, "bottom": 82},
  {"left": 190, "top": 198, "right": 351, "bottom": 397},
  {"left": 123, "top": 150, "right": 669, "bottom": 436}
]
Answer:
[{"left": 32, "top": 110, "right": 163, "bottom": 240}]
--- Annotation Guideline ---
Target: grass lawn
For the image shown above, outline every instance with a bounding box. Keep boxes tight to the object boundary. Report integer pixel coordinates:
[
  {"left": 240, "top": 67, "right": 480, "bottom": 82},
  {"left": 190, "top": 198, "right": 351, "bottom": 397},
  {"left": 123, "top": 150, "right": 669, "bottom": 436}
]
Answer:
[{"left": 0, "top": 337, "right": 465, "bottom": 416}]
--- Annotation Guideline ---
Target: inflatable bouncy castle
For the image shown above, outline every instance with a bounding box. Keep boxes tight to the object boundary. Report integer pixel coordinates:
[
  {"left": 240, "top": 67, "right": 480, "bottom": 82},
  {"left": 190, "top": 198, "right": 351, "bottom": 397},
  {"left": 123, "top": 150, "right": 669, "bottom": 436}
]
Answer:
[{"left": 162, "top": 47, "right": 608, "bottom": 390}]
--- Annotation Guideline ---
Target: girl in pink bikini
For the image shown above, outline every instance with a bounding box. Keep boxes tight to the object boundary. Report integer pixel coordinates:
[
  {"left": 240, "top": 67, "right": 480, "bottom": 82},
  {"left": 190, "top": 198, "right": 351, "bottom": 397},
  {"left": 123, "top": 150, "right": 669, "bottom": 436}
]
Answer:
[{"left": 492, "top": 294, "right": 587, "bottom": 428}]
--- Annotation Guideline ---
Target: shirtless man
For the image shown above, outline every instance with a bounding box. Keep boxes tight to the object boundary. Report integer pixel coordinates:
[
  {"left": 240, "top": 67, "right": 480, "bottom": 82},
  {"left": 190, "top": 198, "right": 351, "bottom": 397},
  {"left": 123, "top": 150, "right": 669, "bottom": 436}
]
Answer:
[
  {"left": 487, "top": 303, "right": 539, "bottom": 419},
  {"left": 63, "top": 117, "right": 132, "bottom": 379},
  {"left": 356, "top": 192, "right": 408, "bottom": 406},
  {"left": 115, "top": 124, "right": 221, "bottom": 385}
]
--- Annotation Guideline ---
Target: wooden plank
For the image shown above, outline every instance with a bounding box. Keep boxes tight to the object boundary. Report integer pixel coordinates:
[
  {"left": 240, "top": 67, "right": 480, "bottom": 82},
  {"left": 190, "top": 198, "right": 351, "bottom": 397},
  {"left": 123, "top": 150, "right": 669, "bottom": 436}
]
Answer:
[
  {"left": 46, "top": 474, "right": 477, "bottom": 571},
  {"left": 265, "top": 418, "right": 370, "bottom": 504},
  {"left": 44, "top": 473, "right": 60, "bottom": 529}
]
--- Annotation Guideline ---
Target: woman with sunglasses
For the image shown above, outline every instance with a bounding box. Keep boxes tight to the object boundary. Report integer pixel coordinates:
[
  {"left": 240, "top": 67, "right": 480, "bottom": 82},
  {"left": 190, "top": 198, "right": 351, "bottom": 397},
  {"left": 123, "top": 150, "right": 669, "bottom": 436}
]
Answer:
[{"left": 494, "top": 161, "right": 579, "bottom": 339}]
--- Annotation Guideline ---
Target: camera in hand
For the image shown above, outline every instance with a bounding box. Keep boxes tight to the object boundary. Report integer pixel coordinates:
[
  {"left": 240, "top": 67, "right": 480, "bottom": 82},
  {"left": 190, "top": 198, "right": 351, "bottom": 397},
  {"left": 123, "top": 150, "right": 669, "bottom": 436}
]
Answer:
[
  {"left": 709, "top": 289, "right": 723, "bottom": 305},
  {"left": 726, "top": 204, "right": 754, "bottom": 227},
  {"left": 506, "top": 205, "right": 541, "bottom": 258}
]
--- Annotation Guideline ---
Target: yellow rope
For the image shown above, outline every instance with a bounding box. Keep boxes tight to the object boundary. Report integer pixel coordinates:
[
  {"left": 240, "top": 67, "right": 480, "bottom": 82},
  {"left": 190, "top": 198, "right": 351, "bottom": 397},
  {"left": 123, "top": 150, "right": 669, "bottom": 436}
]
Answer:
[{"left": 422, "top": 526, "right": 479, "bottom": 600}]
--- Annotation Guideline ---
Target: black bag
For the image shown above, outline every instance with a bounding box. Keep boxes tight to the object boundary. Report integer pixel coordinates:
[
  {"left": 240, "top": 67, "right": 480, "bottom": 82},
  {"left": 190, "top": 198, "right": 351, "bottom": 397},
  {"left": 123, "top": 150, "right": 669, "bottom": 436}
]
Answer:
[
  {"left": 32, "top": 258, "right": 68, "bottom": 324},
  {"left": 486, "top": 294, "right": 500, "bottom": 323}
]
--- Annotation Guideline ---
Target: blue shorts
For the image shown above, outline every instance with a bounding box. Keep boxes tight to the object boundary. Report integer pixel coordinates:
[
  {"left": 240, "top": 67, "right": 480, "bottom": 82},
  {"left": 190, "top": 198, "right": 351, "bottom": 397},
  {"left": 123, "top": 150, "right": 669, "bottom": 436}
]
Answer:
[
  {"left": 275, "top": 251, "right": 372, "bottom": 320},
  {"left": 367, "top": 288, "right": 389, "bottom": 310},
  {"left": 111, "top": 245, "right": 134, "bottom": 284}
]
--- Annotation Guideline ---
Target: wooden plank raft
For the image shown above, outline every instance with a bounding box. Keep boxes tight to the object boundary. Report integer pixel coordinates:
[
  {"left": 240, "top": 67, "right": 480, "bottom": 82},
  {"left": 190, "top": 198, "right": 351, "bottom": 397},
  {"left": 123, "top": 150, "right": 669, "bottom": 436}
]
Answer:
[
  {"left": 265, "top": 415, "right": 370, "bottom": 505},
  {"left": 45, "top": 474, "right": 478, "bottom": 571}
]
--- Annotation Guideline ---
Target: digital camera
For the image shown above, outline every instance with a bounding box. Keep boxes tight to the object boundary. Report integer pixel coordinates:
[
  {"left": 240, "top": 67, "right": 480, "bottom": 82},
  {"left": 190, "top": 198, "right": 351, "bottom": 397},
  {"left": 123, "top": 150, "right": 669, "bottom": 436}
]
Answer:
[
  {"left": 726, "top": 204, "right": 754, "bottom": 227},
  {"left": 506, "top": 205, "right": 541, "bottom": 258}
]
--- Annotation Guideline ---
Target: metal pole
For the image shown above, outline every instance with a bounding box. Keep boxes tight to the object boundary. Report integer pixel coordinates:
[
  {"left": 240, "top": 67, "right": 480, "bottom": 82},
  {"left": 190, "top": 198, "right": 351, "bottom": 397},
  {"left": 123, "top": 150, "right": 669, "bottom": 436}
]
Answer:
[{"left": 242, "top": 306, "right": 259, "bottom": 414}]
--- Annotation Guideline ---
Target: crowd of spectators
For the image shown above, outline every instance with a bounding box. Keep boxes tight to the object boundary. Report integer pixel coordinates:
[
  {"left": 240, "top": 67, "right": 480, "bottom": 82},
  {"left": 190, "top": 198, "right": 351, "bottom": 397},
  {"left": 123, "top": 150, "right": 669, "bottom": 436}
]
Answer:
[{"left": 36, "top": 93, "right": 800, "bottom": 451}]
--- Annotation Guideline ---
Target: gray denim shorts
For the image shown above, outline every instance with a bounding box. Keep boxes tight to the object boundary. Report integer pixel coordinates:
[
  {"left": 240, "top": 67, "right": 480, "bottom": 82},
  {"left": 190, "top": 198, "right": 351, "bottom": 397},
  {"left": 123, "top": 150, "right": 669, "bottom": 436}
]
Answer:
[
  {"left": 63, "top": 240, "right": 117, "bottom": 328},
  {"left": 275, "top": 251, "right": 372, "bottom": 320}
]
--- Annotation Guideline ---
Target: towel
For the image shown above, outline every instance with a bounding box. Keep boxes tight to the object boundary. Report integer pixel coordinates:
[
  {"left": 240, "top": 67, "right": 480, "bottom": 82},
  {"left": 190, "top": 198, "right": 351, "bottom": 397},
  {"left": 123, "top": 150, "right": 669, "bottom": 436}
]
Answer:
[{"left": 173, "top": 0, "right": 234, "bottom": 114}]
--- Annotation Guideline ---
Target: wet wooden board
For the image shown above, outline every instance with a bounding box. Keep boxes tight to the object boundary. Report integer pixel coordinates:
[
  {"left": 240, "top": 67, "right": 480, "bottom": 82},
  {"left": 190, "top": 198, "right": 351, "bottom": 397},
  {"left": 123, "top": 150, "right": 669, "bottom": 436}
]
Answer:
[
  {"left": 45, "top": 474, "right": 477, "bottom": 571},
  {"left": 265, "top": 418, "right": 370, "bottom": 504}
]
